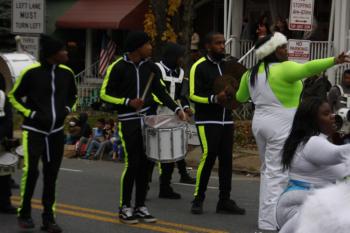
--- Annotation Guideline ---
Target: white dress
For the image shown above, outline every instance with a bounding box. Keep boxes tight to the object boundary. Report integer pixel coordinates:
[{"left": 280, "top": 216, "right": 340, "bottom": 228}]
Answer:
[{"left": 276, "top": 134, "right": 350, "bottom": 233}]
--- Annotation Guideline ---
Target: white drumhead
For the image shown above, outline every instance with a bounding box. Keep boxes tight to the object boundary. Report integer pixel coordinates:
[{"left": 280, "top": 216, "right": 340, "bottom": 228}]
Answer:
[
  {"left": 0, "top": 152, "right": 18, "bottom": 166},
  {"left": 15, "top": 145, "right": 24, "bottom": 157},
  {"left": 144, "top": 115, "right": 185, "bottom": 129}
]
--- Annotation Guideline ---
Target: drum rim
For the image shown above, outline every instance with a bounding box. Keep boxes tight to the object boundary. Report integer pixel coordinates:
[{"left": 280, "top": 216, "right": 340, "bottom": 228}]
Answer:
[
  {"left": 0, "top": 152, "right": 19, "bottom": 166},
  {"left": 146, "top": 155, "right": 186, "bottom": 163},
  {"left": 143, "top": 115, "right": 186, "bottom": 128}
]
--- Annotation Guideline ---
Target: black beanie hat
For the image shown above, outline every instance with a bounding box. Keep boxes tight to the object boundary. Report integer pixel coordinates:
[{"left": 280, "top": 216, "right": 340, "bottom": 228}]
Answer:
[
  {"left": 40, "top": 34, "right": 64, "bottom": 60},
  {"left": 124, "top": 31, "right": 150, "bottom": 53},
  {"left": 162, "top": 42, "right": 185, "bottom": 69}
]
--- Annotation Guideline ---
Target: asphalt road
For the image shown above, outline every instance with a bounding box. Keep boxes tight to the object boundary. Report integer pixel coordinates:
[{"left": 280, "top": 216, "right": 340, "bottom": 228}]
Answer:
[{"left": 0, "top": 158, "right": 261, "bottom": 233}]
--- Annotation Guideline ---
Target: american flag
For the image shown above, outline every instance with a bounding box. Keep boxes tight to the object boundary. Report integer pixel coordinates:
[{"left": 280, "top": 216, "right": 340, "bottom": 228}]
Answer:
[{"left": 98, "top": 34, "right": 117, "bottom": 77}]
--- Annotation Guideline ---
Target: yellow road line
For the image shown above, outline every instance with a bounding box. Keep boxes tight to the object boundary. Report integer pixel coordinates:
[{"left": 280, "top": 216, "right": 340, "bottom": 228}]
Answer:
[
  {"left": 12, "top": 200, "right": 188, "bottom": 233},
  {"left": 12, "top": 196, "right": 118, "bottom": 217},
  {"left": 11, "top": 196, "right": 228, "bottom": 233}
]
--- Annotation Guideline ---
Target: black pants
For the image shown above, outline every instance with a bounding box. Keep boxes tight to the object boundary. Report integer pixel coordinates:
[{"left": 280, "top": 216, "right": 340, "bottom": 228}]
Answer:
[
  {"left": 18, "top": 130, "right": 64, "bottom": 218},
  {"left": 159, "top": 159, "right": 188, "bottom": 187},
  {"left": 118, "top": 120, "right": 151, "bottom": 208},
  {"left": 0, "top": 174, "right": 12, "bottom": 208},
  {"left": 194, "top": 124, "right": 233, "bottom": 201}
]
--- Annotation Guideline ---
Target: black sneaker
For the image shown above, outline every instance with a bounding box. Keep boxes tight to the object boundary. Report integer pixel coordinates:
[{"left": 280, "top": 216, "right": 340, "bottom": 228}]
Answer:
[
  {"left": 41, "top": 214, "right": 62, "bottom": 233},
  {"left": 159, "top": 186, "right": 181, "bottom": 199},
  {"left": 134, "top": 206, "right": 157, "bottom": 223},
  {"left": 0, "top": 205, "right": 17, "bottom": 214},
  {"left": 180, "top": 174, "right": 196, "bottom": 184},
  {"left": 216, "top": 199, "right": 245, "bottom": 215},
  {"left": 119, "top": 206, "right": 138, "bottom": 224},
  {"left": 11, "top": 179, "right": 20, "bottom": 189},
  {"left": 191, "top": 198, "right": 203, "bottom": 214},
  {"left": 41, "top": 222, "right": 62, "bottom": 233},
  {"left": 18, "top": 216, "right": 35, "bottom": 229}
]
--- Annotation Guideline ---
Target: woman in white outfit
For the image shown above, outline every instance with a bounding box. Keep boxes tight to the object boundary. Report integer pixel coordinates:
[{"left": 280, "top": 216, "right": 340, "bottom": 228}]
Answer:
[
  {"left": 236, "top": 32, "right": 349, "bottom": 231},
  {"left": 277, "top": 97, "right": 350, "bottom": 233}
]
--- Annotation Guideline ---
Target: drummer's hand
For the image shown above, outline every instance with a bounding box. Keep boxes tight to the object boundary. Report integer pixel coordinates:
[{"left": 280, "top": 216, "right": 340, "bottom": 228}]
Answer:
[
  {"left": 129, "top": 98, "right": 144, "bottom": 111},
  {"left": 176, "top": 110, "right": 188, "bottom": 121},
  {"left": 184, "top": 108, "right": 193, "bottom": 117},
  {"left": 216, "top": 90, "right": 227, "bottom": 105},
  {"left": 335, "top": 52, "right": 350, "bottom": 64}
]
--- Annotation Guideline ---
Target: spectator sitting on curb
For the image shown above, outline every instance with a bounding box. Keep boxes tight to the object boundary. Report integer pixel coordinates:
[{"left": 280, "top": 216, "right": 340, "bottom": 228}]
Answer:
[
  {"left": 92, "top": 119, "right": 115, "bottom": 160},
  {"left": 65, "top": 116, "right": 81, "bottom": 145},
  {"left": 75, "top": 113, "right": 92, "bottom": 157},
  {"left": 83, "top": 118, "right": 106, "bottom": 159}
]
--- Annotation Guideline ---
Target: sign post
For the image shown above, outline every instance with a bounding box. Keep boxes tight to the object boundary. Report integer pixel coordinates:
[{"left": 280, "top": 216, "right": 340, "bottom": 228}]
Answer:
[
  {"left": 12, "top": 0, "right": 45, "bottom": 59},
  {"left": 288, "top": 39, "right": 311, "bottom": 63},
  {"left": 20, "top": 36, "right": 40, "bottom": 58},
  {"left": 12, "top": 0, "right": 45, "bottom": 34},
  {"left": 289, "top": 0, "right": 314, "bottom": 31}
]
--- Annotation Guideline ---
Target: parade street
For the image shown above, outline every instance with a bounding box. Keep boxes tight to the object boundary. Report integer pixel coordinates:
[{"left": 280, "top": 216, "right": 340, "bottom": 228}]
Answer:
[{"left": 0, "top": 158, "right": 260, "bottom": 233}]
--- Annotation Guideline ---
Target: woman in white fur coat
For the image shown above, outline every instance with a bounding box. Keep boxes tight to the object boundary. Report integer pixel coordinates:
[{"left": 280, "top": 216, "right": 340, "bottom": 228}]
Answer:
[
  {"left": 276, "top": 97, "right": 350, "bottom": 233},
  {"left": 296, "top": 182, "right": 350, "bottom": 233}
]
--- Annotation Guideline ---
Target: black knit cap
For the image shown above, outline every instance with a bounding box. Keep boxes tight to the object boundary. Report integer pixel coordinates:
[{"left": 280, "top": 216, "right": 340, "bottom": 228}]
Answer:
[
  {"left": 162, "top": 42, "right": 185, "bottom": 69},
  {"left": 124, "top": 31, "right": 150, "bottom": 53},
  {"left": 40, "top": 34, "right": 65, "bottom": 60}
]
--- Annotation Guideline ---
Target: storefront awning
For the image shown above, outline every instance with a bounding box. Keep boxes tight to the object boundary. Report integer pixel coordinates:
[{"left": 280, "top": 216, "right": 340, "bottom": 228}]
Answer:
[{"left": 56, "top": 0, "right": 146, "bottom": 30}]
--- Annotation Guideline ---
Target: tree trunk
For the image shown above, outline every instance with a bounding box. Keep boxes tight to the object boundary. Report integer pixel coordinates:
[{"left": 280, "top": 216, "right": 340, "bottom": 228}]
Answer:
[
  {"left": 150, "top": 0, "right": 168, "bottom": 59},
  {"left": 180, "top": 0, "right": 194, "bottom": 76}
]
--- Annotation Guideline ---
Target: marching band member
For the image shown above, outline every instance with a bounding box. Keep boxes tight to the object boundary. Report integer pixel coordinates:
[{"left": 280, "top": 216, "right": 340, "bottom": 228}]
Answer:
[
  {"left": 277, "top": 97, "right": 350, "bottom": 233},
  {"left": 0, "top": 75, "right": 16, "bottom": 214},
  {"left": 235, "top": 32, "right": 349, "bottom": 231},
  {"left": 154, "top": 42, "right": 195, "bottom": 200},
  {"left": 189, "top": 32, "right": 245, "bottom": 215},
  {"left": 8, "top": 35, "right": 77, "bottom": 233},
  {"left": 100, "top": 31, "right": 186, "bottom": 224}
]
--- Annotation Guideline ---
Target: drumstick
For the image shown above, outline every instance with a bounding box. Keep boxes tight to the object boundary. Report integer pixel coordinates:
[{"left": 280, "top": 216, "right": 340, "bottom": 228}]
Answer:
[
  {"left": 153, "top": 117, "right": 173, "bottom": 129},
  {"left": 176, "top": 100, "right": 184, "bottom": 113},
  {"left": 238, "top": 46, "right": 255, "bottom": 63},
  {"left": 141, "top": 72, "right": 155, "bottom": 101}
]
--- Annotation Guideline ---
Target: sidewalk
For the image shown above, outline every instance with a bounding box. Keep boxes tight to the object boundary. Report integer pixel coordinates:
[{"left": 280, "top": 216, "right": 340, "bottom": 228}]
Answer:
[{"left": 186, "top": 145, "right": 260, "bottom": 175}]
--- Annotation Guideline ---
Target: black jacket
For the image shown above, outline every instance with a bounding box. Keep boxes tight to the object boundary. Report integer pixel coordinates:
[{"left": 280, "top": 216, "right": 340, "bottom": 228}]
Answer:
[
  {"left": 189, "top": 55, "right": 233, "bottom": 124},
  {"left": 8, "top": 62, "right": 77, "bottom": 135},
  {"left": 100, "top": 55, "right": 179, "bottom": 121},
  {"left": 0, "top": 95, "right": 12, "bottom": 140}
]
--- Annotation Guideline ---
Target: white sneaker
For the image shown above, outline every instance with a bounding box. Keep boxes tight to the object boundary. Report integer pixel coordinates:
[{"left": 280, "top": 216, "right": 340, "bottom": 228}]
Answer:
[
  {"left": 119, "top": 206, "right": 138, "bottom": 224},
  {"left": 134, "top": 206, "right": 157, "bottom": 223}
]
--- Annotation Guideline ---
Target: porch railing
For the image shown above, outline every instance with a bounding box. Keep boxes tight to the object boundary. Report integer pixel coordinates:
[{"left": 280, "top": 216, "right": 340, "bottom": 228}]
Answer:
[
  {"left": 238, "top": 40, "right": 334, "bottom": 69},
  {"left": 75, "top": 60, "right": 103, "bottom": 110}
]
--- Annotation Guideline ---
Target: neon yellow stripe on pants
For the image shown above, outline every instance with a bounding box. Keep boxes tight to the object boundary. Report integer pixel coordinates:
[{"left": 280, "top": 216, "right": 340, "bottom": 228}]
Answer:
[
  {"left": 194, "top": 126, "right": 208, "bottom": 196},
  {"left": 18, "top": 131, "right": 29, "bottom": 215},
  {"left": 118, "top": 122, "right": 129, "bottom": 207}
]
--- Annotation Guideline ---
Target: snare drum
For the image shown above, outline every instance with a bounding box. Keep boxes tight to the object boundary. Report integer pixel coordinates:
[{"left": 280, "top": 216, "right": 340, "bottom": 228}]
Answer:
[
  {"left": 186, "top": 124, "right": 200, "bottom": 146},
  {"left": 143, "top": 115, "right": 187, "bottom": 163},
  {"left": 0, "top": 152, "right": 18, "bottom": 176}
]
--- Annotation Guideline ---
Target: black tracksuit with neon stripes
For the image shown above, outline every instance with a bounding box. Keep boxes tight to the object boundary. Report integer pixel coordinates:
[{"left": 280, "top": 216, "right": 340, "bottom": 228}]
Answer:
[
  {"left": 100, "top": 55, "right": 179, "bottom": 208},
  {"left": 8, "top": 62, "right": 77, "bottom": 218},
  {"left": 189, "top": 55, "right": 233, "bottom": 201}
]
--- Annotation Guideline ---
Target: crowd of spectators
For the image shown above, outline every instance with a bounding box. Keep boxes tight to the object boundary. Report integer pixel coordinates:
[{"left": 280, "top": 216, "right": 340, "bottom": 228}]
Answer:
[{"left": 65, "top": 113, "right": 124, "bottom": 162}]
